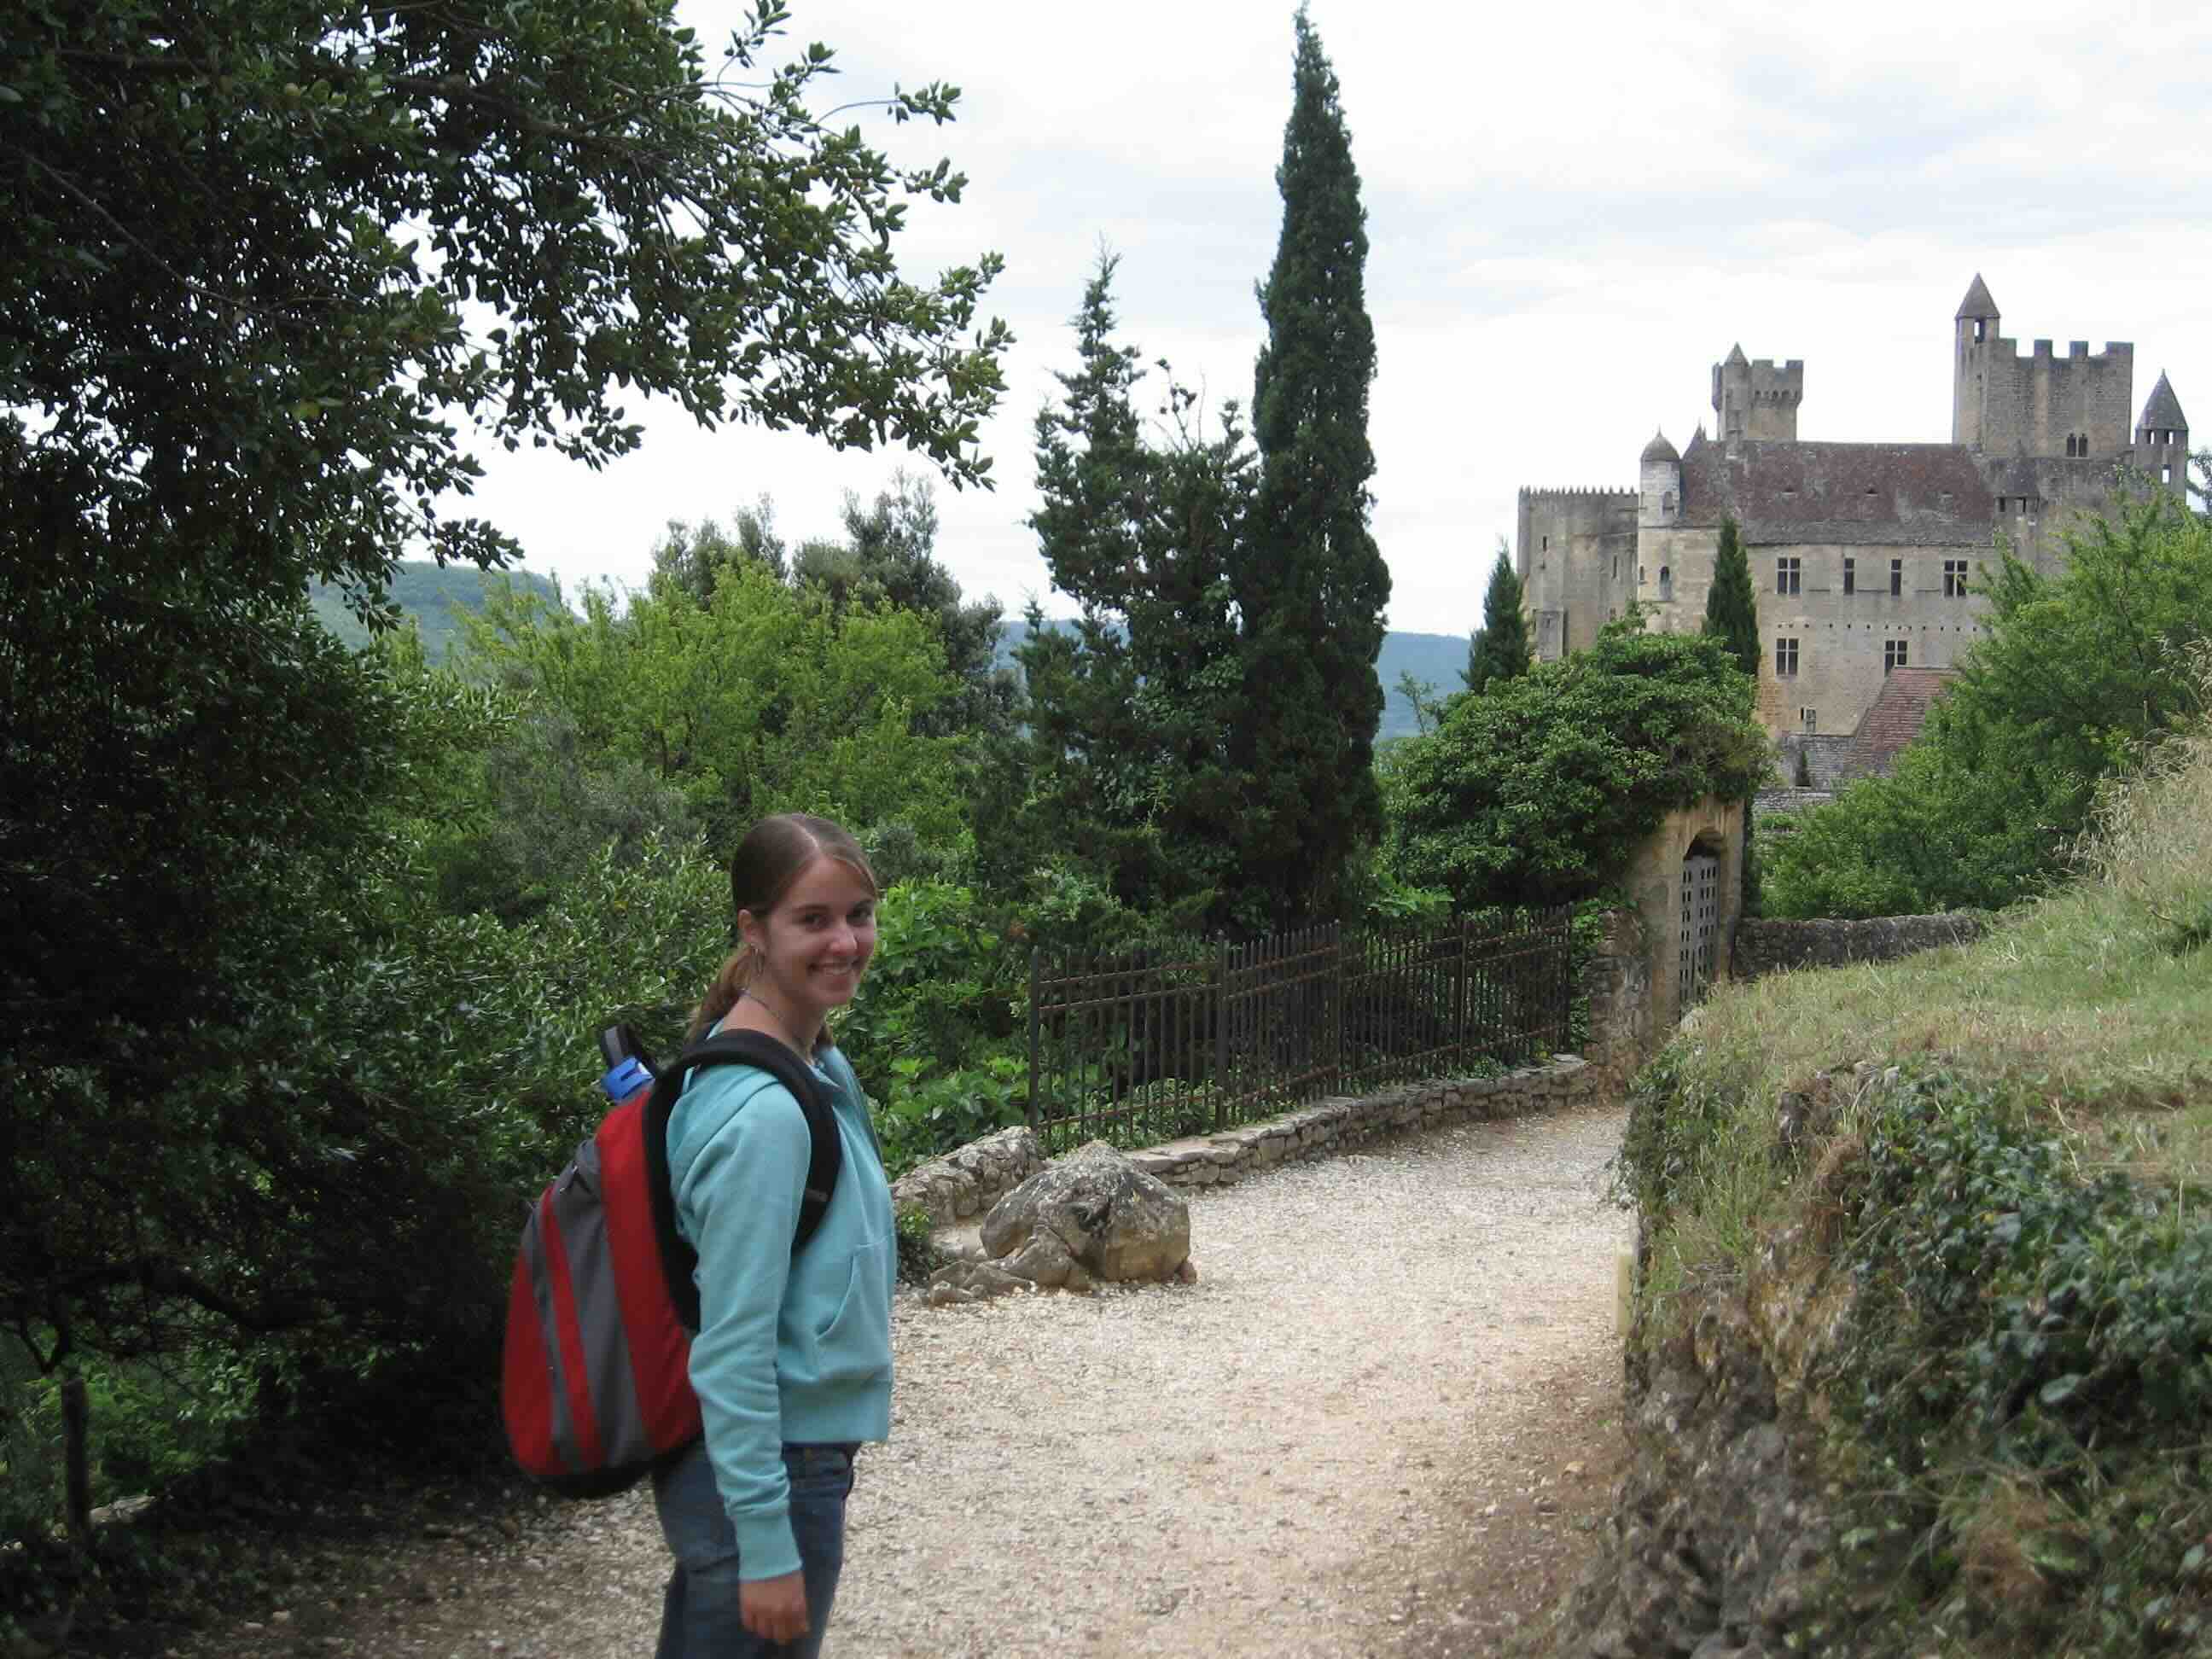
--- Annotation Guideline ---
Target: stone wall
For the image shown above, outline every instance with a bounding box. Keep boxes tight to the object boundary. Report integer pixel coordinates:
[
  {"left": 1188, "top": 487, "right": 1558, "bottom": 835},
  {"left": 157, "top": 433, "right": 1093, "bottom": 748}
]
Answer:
[
  {"left": 1732, "top": 911, "right": 1988, "bottom": 979},
  {"left": 891, "top": 1055, "right": 1608, "bottom": 1227},
  {"left": 1126, "top": 1057, "right": 1604, "bottom": 1191},
  {"left": 892, "top": 910, "right": 1661, "bottom": 1230},
  {"left": 1518, "top": 487, "right": 1637, "bottom": 660}
]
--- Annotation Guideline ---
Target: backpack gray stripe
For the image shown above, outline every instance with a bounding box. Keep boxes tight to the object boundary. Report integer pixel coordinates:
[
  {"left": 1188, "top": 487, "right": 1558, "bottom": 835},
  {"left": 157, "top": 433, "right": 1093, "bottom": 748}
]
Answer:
[
  {"left": 521, "top": 1191, "right": 583, "bottom": 1474},
  {"left": 550, "top": 1140, "right": 649, "bottom": 1466}
]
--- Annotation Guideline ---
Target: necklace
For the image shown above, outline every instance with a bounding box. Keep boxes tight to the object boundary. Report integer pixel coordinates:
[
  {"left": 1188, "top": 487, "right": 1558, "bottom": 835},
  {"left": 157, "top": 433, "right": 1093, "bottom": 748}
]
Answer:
[{"left": 739, "top": 987, "right": 815, "bottom": 1054}]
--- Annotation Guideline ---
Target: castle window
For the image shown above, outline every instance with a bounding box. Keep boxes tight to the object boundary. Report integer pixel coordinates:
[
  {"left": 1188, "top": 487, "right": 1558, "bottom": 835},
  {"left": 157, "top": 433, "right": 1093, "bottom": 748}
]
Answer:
[
  {"left": 1611, "top": 556, "right": 1619, "bottom": 581},
  {"left": 1943, "top": 559, "right": 1970, "bottom": 597},
  {"left": 1776, "top": 556, "right": 1801, "bottom": 596},
  {"left": 1663, "top": 491, "right": 1676, "bottom": 515},
  {"left": 1974, "top": 318, "right": 1987, "bottom": 341},
  {"left": 2163, "top": 463, "right": 2174, "bottom": 485},
  {"left": 2065, "top": 434, "right": 2078, "bottom": 457},
  {"left": 1884, "top": 638, "right": 1908, "bottom": 673},
  {"left": 1639, "top": 564, "right": 1646, "bottom": 585},
  {"left": 1842, "top": 557, "right": 1855, "bottom": 595},
  {"left": 1658, "top": 567, "right": 1673, "bottom": 601},
  {"left": 1542, "top": 535, "right": 1549, "bottom": 551},
  {"left": 1800, "top": 707, "right": 1817, "bottom": 734},
  {"left": 1774, "top": 637, "right": 1800, "bottom": 678},
  {"left": 1889, "top": 559, "right": 1903, "bottom": 597}
]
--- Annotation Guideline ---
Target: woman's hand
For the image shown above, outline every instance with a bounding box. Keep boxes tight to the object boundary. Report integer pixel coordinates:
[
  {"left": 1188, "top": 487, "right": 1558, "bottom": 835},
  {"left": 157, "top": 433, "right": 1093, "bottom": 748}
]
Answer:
[{"left": 741, "top": 1571, "right": 809, "bottom": 1644}]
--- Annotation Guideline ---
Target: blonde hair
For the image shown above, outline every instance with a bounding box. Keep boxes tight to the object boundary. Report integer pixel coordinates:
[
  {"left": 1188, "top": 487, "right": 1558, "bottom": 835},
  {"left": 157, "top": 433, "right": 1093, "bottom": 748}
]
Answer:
[{"left": 688, "top": 814, "right": 879, "bottom": 1043}]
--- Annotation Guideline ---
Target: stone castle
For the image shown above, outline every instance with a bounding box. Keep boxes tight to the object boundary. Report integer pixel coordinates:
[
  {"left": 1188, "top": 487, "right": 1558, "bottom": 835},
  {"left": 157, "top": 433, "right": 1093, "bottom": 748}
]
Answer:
[{"left": 1516, "top": 276, "right": 2192, "bottom": 764}]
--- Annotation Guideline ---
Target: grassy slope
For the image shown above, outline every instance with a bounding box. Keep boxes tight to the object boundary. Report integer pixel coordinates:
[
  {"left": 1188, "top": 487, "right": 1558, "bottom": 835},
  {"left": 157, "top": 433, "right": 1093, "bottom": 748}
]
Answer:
[{"left": 1626, "top": 710, "right": 2212, "bottom": 1655}]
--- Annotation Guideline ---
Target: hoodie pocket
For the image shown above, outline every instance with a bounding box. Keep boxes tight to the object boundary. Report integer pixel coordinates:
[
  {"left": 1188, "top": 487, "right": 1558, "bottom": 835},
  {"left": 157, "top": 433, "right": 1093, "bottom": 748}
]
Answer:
[{"left": 812, "top": 1237, "right": 893, "bottom": 1383}]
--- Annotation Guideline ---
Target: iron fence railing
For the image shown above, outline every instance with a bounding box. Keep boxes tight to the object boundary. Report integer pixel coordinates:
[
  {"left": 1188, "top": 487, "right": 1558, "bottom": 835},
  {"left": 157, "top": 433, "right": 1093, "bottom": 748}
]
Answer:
[{"left": 1027, "top": 909, "right": 1575, "bottom": 1155}]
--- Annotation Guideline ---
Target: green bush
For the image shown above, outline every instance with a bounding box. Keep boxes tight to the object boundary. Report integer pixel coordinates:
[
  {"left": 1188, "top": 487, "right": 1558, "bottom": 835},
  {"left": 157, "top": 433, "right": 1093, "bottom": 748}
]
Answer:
[
  {"left": 838, "top": 879, "right": 1030, "bottom": 1174},
  {"left": 1827, "top": 1072, "right": 2212, "bottom": 1653},
  {"left": 1384, "top": 619, "right": 1771, "bottom": 910}
]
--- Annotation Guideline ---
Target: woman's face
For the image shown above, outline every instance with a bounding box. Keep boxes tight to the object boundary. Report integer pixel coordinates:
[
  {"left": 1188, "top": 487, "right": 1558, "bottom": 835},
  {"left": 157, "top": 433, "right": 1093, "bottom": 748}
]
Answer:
[{"left": 741, "top": 854, "right": 878, "bottom": 1028}]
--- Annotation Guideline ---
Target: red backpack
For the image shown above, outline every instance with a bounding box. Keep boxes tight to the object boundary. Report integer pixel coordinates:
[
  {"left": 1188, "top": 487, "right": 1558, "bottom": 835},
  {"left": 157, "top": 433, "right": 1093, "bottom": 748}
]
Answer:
[{"left": 501, "top": 1025, "right": 841, "bottom": 1498}]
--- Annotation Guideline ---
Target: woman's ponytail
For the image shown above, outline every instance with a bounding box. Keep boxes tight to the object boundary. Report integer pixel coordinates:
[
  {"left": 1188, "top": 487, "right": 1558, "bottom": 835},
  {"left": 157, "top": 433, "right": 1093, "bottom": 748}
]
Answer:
[{"left": 688, "top": 944, "right": 755, "bottom": 1044}]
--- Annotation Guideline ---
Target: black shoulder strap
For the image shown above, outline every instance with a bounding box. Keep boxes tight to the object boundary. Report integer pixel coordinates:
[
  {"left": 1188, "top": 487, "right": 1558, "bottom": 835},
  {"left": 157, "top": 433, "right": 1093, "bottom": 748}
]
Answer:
[{"left": 641, "top": 1029, "right": 845, "bottom": 1333}]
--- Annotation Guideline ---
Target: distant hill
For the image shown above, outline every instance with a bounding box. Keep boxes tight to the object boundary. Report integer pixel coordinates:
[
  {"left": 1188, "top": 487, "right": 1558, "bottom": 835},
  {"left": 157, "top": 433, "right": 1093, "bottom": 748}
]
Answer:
[
  {"left": 309, "top": 562, "right": 562, "bottom": 661},
  {"left": 997, "top": 620, "right": 1468, "bottom": 743}
]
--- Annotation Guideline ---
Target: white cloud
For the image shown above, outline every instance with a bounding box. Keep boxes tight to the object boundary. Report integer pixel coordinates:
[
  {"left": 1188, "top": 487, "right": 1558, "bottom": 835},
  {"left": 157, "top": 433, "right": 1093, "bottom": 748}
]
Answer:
[{"left": 469, "top": 0, "right": 2212, "bottom": 638}]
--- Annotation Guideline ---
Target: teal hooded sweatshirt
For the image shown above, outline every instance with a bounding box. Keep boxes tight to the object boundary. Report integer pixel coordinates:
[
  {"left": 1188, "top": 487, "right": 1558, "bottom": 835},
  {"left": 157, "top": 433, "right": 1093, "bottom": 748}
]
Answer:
[{"left": 666, "top": 1042, "right": 895, "bottom": 1581}]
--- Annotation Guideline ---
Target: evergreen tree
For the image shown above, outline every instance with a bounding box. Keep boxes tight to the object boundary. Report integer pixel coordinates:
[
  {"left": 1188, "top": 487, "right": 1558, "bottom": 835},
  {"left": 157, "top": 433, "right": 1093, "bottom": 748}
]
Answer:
[
  {"left": 1464, "top": 541, "right": 1533, "bottom": 693},
  {"left": 1235, "top": 9, "right": 1390, "bottom": 929},
  {"left": 1701, "top": 515, "right": 1765, "bottom": 911},
  {"left": 1703, "top": 517, "right": 1761, "bottom": 678},
  {"left": 1009, "top": 253, "right": 1250, "bottom": 925}
]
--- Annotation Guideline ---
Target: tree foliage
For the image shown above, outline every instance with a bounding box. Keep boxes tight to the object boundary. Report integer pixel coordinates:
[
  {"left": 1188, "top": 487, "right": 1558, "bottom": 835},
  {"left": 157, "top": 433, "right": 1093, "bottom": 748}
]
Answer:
[
  {"left": 3, "top": 0, "right": 1010, "bottom": 614},
  {"left": 652, "top": 500, "right": 791, "bottom": 603},
  {"left": 1010, "top": 253, "right": 1252, "bottom": 928},
  {"left": 1766, "top": 487, "right": 2212, "bottom": 917},
  {"left": 0, "top": 0, "right": 1010, "bottom": 1525},
  {"left": 1703, "top": 517, "right": 1761, "bottom": 678},
  {"left": 462, "top": 564, "right": 969, "bottom": 862},
  {"left": 1464, "top": 541, "right": 1533, "bottom": 694},
  {"left": 1233, "top": 9, "right": 1390, "bottom": 928},
  {"left": 795, "top": 471, "right": 1016, "bottom": 742},
  {"left": 1385, "top": 620, "right": 1772, "bottom": 909}
]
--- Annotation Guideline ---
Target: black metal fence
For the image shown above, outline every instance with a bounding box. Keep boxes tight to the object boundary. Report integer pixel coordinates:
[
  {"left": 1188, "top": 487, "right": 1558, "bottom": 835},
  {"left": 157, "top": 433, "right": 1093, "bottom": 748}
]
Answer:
[{"left": 1026, "top": 909, "right": 1575, "bottom": 1154}]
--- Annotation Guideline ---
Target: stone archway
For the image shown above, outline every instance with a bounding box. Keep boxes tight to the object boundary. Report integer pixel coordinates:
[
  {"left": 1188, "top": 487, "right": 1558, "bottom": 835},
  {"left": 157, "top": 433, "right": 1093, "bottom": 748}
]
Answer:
[{"left": 1678, "top": 835, "right": 1726, "bottom": 1021}]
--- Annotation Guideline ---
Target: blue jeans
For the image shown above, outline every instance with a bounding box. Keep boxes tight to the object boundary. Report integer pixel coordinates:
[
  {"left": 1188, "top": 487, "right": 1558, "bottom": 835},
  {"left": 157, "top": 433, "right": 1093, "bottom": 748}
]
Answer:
[{"left": 652, "top": 1439, "right": 856, "bottom": 1658}]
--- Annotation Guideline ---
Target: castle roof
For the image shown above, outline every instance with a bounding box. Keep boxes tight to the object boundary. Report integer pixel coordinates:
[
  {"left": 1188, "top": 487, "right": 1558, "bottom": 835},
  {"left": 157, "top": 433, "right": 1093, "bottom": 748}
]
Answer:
[
  {"left": 1723, "top": 343, "right": 1749, "bottom": 367},
  {"left": 2140, "top": 372, "right": 2188, "bottom": 431},
  {"left": 1955, "top": 274, "right": 1998, "bottom": 320},
  {"left": 1678, "top": 439, "right": 1994, "bottom": 546},
  {"left": 1845, "top": 669, "right": 1959, "bottom": 777},
  {"left": 1641, "top": 429, "right": 1679, "bottom": 464}
]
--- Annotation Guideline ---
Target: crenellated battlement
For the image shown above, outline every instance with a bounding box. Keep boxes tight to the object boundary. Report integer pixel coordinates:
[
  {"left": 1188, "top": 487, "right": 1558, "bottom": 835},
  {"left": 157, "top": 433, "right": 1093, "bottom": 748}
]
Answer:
[
  {"left": 1521, "top": 485, "right": 1633, "bottom": 498},
  {"left": 1714, "top": 351, "right": 1804, "bottom": 442}
]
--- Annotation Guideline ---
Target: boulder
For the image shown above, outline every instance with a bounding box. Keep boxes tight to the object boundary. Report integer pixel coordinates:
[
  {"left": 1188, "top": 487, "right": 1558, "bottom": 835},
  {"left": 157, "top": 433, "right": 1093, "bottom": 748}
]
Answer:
[
  {"left": 923, "top": 1260, "right": 1032, "bottom": 1307},
  {"left": 979, "top": 1141, "right": 1191, "bottom": 1288}
]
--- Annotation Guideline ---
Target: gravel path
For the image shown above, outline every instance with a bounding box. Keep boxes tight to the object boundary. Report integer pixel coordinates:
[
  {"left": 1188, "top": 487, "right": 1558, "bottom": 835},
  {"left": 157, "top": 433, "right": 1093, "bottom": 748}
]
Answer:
[{"left": 216, "top": 1099, "right": 1630, "bottom": 1658}]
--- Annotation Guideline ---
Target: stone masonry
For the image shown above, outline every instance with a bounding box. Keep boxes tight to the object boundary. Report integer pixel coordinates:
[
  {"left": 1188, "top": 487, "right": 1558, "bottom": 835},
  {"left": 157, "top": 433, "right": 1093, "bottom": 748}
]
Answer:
[{"left": 1518, "top": 276, "right": 2192, "bottom": 754}]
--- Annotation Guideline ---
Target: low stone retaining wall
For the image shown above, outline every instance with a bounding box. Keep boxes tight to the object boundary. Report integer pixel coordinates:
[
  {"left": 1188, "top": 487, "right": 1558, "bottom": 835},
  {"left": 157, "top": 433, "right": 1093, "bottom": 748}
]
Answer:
[
  {"left": 891, "top": 1053, "right": 1605, "bottom": 1225},
  {"left": 1732, "top": 911, "right": 1989, "bottom": 979}
]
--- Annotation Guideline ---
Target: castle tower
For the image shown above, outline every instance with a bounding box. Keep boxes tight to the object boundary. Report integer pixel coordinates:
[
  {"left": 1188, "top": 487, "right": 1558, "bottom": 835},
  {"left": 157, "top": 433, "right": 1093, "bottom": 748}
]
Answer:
[
  {"left": 1711, "top": 345, "right": 1802, "bottom": 445},
  {"left": 1953, "top": 273, "right": 1999, "bottom": 449},
  {"left": 1639, "top": 430, "right": 1681, "bottom": 526},
  {"left": 2136, "top": 373, "right": 2192, "bottom": 489}
]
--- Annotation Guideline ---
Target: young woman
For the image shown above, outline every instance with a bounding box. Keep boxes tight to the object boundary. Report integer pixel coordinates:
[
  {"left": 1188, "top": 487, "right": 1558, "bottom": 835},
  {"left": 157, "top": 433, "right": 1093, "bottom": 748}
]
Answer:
[{"left": 654, "top": 813, "right": 895, "bottom": 1657}]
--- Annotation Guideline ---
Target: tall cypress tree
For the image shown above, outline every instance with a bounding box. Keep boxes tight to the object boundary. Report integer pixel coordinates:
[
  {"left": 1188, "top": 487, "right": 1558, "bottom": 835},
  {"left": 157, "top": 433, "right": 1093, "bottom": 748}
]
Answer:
[
  {"left": 1464, "top": 542, "right": 1533, "bottom": 693},
  {"left": 1703, "top": 516, "right": 1761, "bottom": 678},
  {"left": 1701, "top": 514, "right": 1767, "bottom": 910},
  {"left": 1234, "top": 8, "right": 1389, "bottom": 929}
]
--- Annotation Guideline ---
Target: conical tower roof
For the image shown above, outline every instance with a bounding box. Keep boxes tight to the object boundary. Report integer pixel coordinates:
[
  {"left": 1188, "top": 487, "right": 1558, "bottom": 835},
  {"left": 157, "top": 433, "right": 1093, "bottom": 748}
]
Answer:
[
  {"left": 1955, "top": 273, "right": 1999, "bottom": 320},
  {"left": 1641, "top": 428, "right": 1679, "bottom": 464},
  {"left": 1723, "top": 342, "right": 1749, "bottom": 367},
  {"left": 2140, "top": 371, "right": 2188, "bottom": 431}
]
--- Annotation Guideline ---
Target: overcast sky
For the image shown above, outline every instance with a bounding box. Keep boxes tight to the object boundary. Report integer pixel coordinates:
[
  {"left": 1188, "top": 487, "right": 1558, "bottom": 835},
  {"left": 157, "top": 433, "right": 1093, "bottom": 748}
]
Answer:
[{"left": 463, "top": 0, "right": 2212, "bottom": 640}]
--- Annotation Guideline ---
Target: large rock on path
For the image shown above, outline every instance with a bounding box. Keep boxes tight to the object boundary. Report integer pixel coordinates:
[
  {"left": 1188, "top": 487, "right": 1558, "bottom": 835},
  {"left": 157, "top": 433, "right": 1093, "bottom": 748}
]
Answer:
[{"left": 976, "top": 1141, "right": 1192, "bottom": 1291}]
